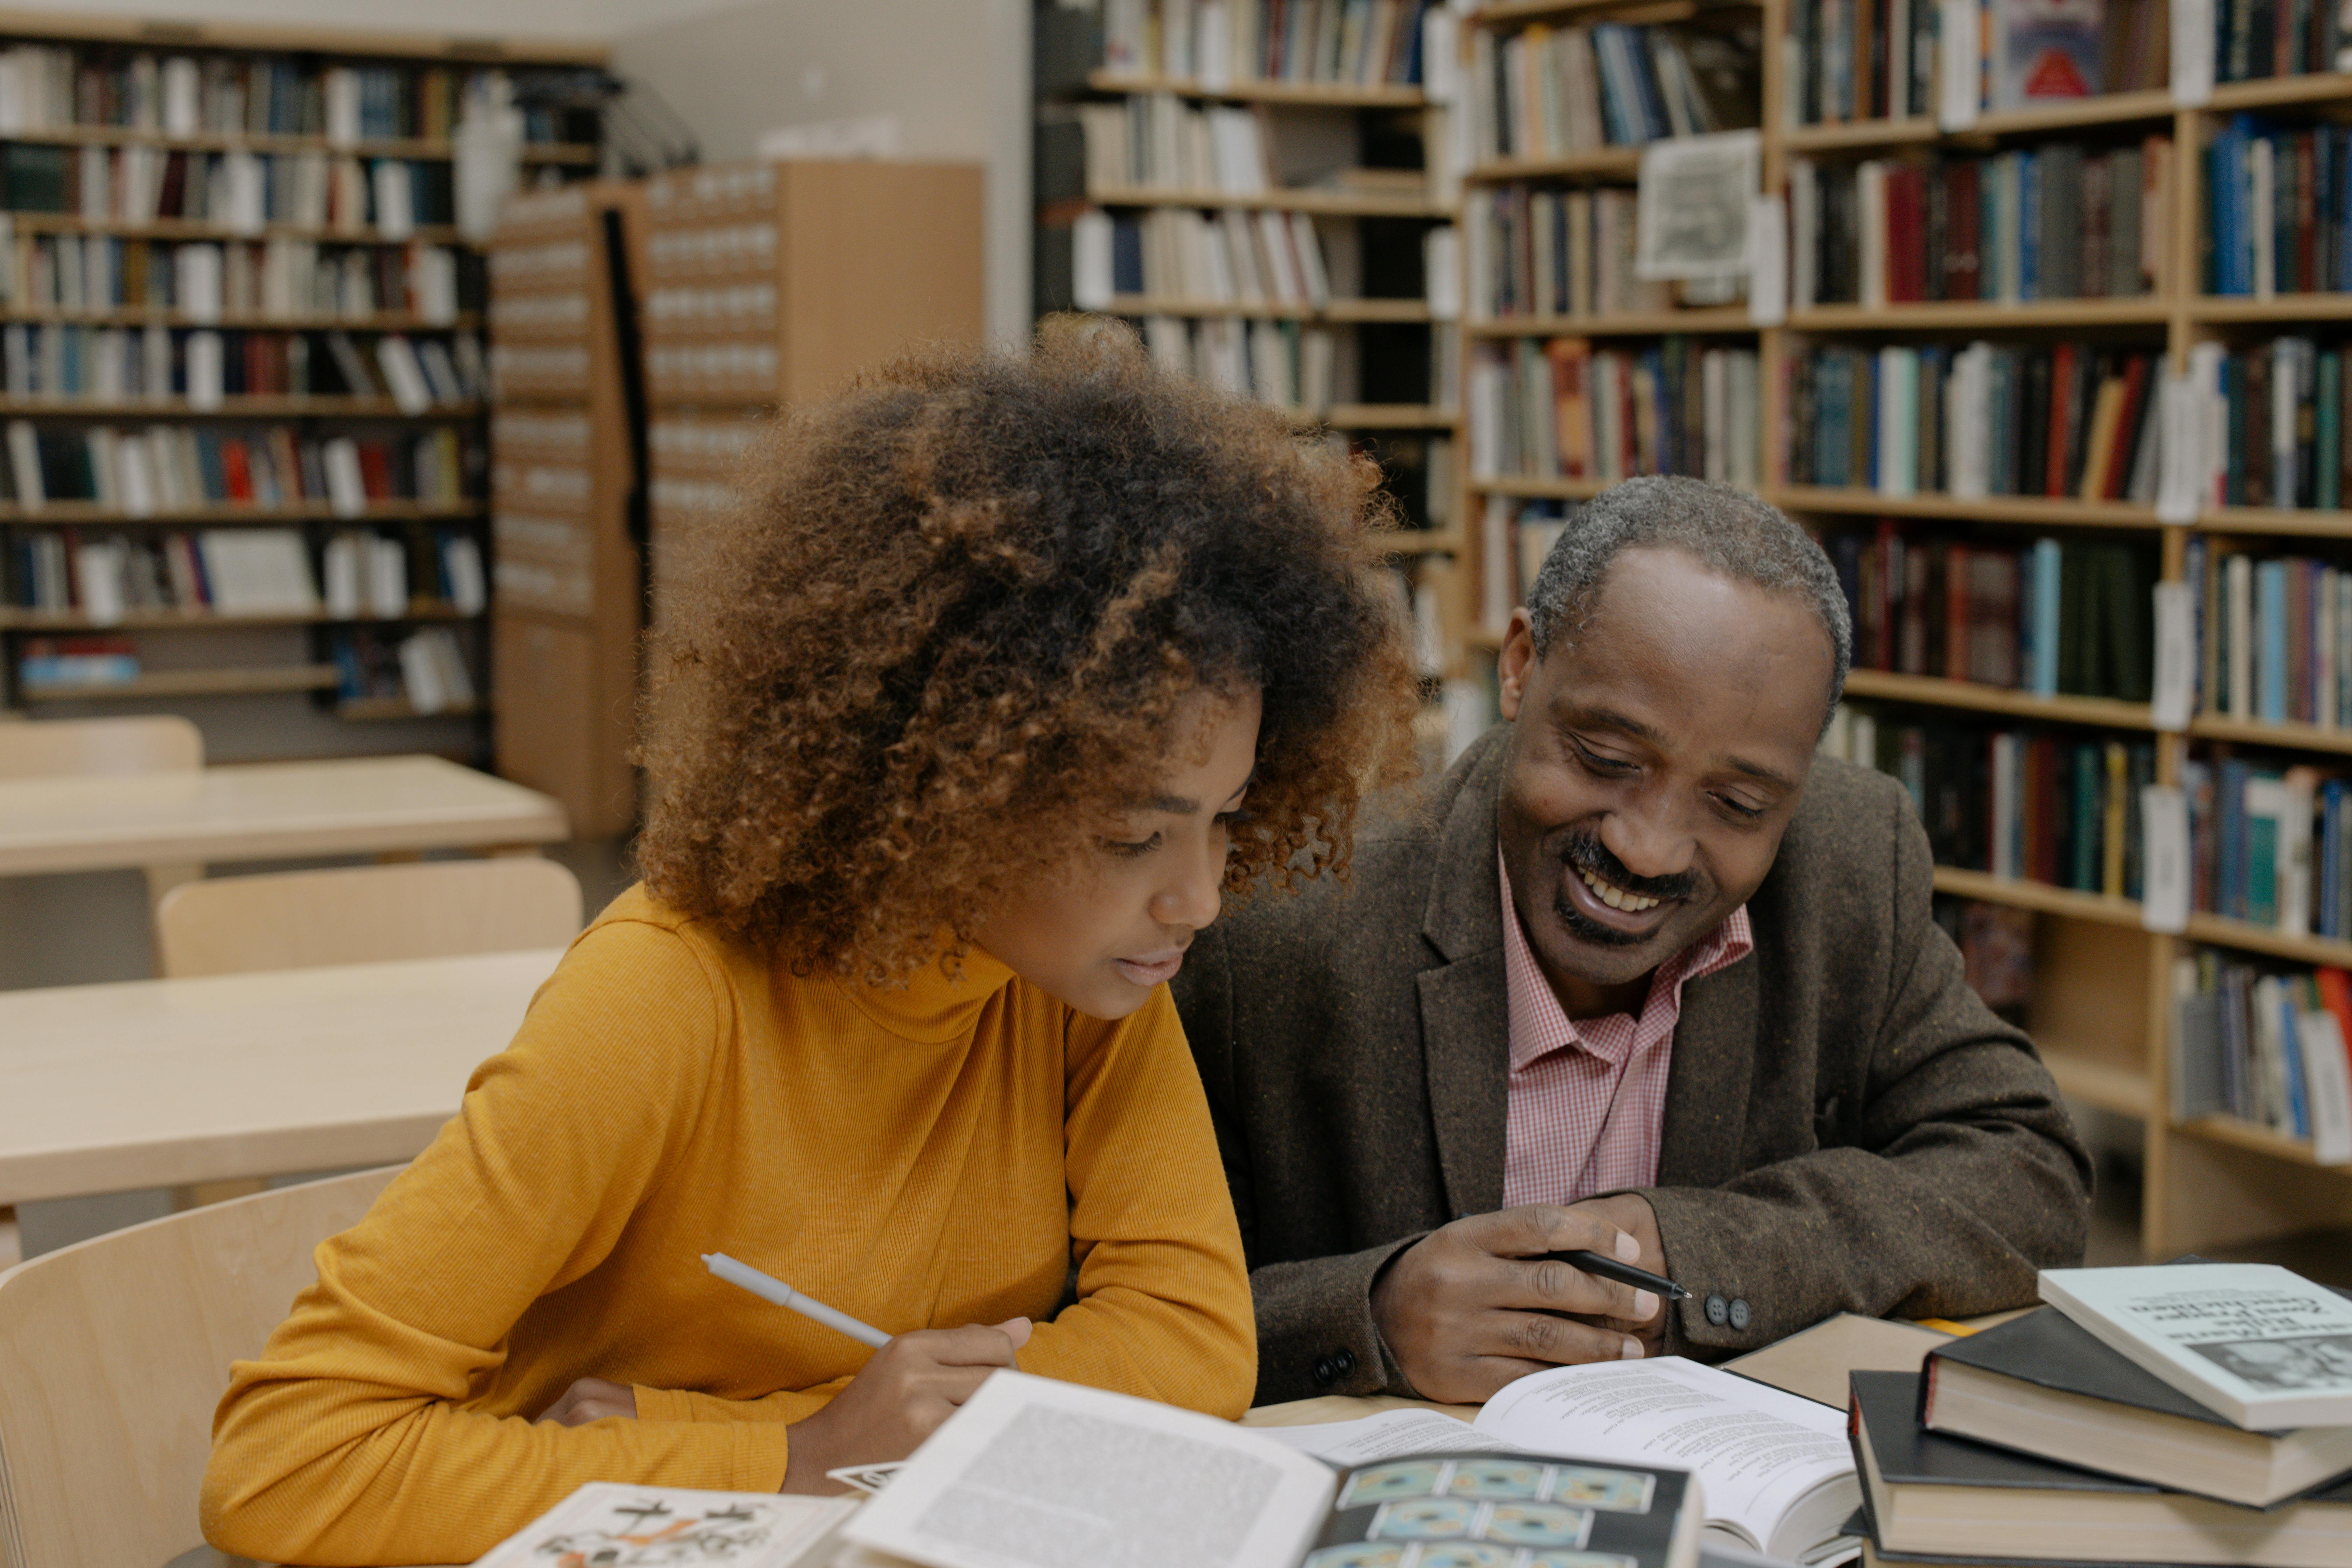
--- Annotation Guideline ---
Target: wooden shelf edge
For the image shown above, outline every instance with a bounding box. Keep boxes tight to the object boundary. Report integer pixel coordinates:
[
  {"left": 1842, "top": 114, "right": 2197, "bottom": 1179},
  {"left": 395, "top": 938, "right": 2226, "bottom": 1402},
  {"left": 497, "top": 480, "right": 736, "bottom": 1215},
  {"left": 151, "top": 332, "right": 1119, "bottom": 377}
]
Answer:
[
  {"left": 1466, "top": 309, "right": 1757, "bottom": 337},
  {"left": 0, "top": 504, "right": 484, "bottom": 524},
  {"left": 0, "top": 606, "right": 475, "bottom": 632},
  {"left": 1103, "top": 296, "right": 1435, "bottom": 322},
  {"left": 1470, "top": 473, "right": 1614, "bottom": 498},
  {"left": 2191, "top": 294, "right": 2352, "bottom": 323},
  {"left": 1772, "top": 486, "right": 2161, "bottom": 528},
  {"left": 2041, "top": 1048, "right": 2157, "bottom": 1117},
  {"left": 1927, "top": 866, "right": 2147, "bottom": 927},
  {"left": 1087, "top": 184, "right": 1443, "bottom": 217},
  {"left": 0, "top": 398, "right": 482, "bottom": 419},
  {"left": 2181, "top": 914, "right": 2352, "bottom": 967},
  {"left": 1787, "top": 299, "right": 2170, "bottom": 329},
  {"left": 2189, "top": 714, "right": 2352, "bottom": 756},
  {"left": 2176, "top": 1114, "right": 2351, "bottom": 1170},
  {"left": 1083, "top": 70, "right": 1428, "bottom": 108},
  {"left": 1841, "top": 668, "right": 2158, "bottom": 728},
  {"left": 18, "top": 663, "right": 340, "bottom": 700},
  {"left": 0, "top": 9, "right": 607, "bottom": 65},
  {"left": 1467, "top": 151, "right": 1644, "bottom": 183}
]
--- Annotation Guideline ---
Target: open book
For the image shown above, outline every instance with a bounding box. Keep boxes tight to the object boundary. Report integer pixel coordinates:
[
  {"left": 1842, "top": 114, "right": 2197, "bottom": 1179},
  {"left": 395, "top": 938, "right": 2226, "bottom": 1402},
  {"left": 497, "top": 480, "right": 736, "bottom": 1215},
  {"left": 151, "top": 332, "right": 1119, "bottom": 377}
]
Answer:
[
  {"left": 470, "top": 1482, "right": 857, "bottom": 1566},
  {"left": 1263, "top": 1358, "right": 1859, "bottom": 1566},
  {"left": 845, "top": 1359, "right": 1861, "bottom": 1568}
]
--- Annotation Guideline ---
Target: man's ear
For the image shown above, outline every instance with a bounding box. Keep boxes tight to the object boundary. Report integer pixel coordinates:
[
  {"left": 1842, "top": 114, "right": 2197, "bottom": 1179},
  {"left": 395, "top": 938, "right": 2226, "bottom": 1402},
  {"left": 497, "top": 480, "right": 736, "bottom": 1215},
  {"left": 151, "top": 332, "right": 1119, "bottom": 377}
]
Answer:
[{"left": 1496, "top": 609, "right": 1539, "bottom": 722}]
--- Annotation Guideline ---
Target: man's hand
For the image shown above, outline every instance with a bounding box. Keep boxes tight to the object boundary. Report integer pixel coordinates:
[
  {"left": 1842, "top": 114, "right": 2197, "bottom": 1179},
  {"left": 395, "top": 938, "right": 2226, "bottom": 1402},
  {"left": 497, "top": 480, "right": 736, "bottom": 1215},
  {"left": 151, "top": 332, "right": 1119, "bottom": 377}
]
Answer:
[
  {"left": 780, "top": 1319, "right": 1033, "bottom": 1493},
  {"left": 537, "top": 1377, "right": 638, "bottom": 1426},
  {"left": 1563, "top": 1193, "right": 1669, "bottom": 1358},
  {"left": 1370, "top": 1202, "right": 1664, "bottom": 1404}
]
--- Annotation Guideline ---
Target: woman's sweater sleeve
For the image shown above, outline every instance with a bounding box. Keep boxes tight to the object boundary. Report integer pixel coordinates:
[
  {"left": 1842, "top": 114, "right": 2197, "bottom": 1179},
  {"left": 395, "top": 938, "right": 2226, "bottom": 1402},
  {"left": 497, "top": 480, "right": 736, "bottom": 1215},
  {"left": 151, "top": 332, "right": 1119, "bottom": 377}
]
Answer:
[
  {"left": 201, "top": 919, "right": 793, "bottom": 1568},
  {"left": 1011, "top": 987, "right": 1258, "bottom": 1418}
]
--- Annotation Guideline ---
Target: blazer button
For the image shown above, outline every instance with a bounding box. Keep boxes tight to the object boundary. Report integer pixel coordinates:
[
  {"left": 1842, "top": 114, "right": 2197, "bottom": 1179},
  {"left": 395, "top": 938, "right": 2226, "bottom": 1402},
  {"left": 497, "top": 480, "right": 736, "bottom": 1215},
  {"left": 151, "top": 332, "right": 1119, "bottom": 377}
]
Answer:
[
  {"left": 1312, "top": 1356, "right": 1338, "bottom": 1387},
  {"left": 1333, "top": 1347, "right": 1357, "bottom": 1375},
  {"left": 1729, "top": 1298, "right": 1752, "bottom": 1331},
  {"left": 1704, "top": 1293, "right": 1729, "bottom": 1327}
]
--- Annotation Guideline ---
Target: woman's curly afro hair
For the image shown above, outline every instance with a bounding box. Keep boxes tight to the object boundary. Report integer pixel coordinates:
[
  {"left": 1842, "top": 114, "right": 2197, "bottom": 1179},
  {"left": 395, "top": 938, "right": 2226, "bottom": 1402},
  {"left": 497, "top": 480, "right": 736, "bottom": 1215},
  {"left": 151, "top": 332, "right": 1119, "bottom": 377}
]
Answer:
[{"left": 635, "top": 322, "right": 1424, "bottom": 980}]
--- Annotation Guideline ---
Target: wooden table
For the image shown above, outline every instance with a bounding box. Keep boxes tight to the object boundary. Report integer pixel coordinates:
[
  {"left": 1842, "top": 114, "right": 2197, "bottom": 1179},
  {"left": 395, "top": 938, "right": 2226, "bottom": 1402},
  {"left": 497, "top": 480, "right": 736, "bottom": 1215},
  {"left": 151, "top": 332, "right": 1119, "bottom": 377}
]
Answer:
[
  {"left": 0, "top": 754, "right": 567, "bottom": 878},
  {"left": 0, "top": 947, "right": 563, "bottom": 1207}
]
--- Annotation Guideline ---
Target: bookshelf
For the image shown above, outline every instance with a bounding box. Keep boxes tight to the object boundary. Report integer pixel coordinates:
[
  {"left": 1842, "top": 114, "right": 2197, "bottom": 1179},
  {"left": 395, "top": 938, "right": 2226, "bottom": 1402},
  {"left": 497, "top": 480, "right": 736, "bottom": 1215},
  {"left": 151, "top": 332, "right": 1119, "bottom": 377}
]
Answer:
[
  {"left": 1033, "top": 2, "right": 1467, "bottom": 712},
  {"left": 638, "top": 158, "right": 983, "bottom": 637},
  {"left": 1452, "top": 0, "right": 2352, "bottom": 1255},
  {"left": 0, "top": 14, "right": 603, "bottom": 762}
]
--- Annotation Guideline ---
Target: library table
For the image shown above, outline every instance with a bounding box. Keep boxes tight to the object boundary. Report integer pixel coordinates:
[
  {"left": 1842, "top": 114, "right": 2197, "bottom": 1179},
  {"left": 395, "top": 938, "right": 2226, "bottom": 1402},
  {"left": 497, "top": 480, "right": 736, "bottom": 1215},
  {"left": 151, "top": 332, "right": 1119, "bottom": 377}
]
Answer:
[
  {"left": 0, "top": 754, "right": 567, "bottom": 878},
  {"left": 0, "top": 946, "right": 564, "bottom": 1208}
]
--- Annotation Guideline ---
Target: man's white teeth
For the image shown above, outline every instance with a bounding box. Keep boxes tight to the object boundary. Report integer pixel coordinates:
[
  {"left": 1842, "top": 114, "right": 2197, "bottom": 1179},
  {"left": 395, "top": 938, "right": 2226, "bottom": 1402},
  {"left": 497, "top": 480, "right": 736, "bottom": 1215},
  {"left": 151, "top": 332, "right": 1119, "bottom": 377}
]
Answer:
[{"left": 1580, "top": 866, "right": 1659, "bottom": 913}]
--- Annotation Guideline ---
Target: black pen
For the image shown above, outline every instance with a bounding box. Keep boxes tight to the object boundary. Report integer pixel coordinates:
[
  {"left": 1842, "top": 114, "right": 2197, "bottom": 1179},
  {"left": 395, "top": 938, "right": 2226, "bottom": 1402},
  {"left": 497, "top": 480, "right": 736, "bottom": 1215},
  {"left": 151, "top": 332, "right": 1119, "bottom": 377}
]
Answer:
[{"left": 1540, "top": 1249, "right": 1692, "bottom": 1302}]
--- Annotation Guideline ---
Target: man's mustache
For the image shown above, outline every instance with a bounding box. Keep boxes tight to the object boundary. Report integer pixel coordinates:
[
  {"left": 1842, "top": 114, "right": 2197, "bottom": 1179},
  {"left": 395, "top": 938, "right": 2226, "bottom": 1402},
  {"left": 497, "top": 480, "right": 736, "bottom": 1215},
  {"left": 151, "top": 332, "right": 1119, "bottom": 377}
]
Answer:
[{"left": 1560, "top": 830, "right": 1698, "bottom": 903}]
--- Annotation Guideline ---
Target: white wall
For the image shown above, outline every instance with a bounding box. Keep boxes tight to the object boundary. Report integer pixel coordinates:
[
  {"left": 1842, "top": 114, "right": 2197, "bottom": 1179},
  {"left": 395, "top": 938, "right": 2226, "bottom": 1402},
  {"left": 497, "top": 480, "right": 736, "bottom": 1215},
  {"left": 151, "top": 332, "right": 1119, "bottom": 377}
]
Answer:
[{"left": 606, "top": 0, "right": 1029, "bottom": 345}]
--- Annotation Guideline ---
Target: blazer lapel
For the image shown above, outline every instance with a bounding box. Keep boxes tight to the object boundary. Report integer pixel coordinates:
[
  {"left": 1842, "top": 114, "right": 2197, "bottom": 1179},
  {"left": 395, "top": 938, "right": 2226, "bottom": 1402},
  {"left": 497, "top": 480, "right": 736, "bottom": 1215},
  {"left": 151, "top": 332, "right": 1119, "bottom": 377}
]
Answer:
[
  {"left": 1656, "top": 954, "right": 1757, "bottom": 1188},
  {"left": 1418, "top": 734, "right": 1513, "bottom": 1219}
]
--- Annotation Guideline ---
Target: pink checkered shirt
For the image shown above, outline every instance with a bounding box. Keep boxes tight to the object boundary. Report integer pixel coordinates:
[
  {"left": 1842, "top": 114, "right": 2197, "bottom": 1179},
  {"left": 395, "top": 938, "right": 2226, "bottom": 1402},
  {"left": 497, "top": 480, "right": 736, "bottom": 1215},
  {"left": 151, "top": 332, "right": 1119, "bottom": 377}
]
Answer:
[{"left": 1498, "top": 851, "right": 1754, "bottom": 1207}]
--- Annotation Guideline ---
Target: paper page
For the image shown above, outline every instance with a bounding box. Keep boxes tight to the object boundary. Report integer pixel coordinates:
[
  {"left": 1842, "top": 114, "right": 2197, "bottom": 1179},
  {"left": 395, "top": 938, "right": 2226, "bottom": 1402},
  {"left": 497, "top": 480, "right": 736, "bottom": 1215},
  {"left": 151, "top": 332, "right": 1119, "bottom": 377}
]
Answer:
[
  {"left": 1470, "top": 1357, "right": 1853, "bottom": 1555},
  {"left": 471, "top": 1482, "right": 855, "bottom": 1567},
  {"left": 846, "top": 1371, "right": 1336, "bottom": 1568},
  {"left": 1254, "top": 1408, "right": 1532, "bottom": 1464}
]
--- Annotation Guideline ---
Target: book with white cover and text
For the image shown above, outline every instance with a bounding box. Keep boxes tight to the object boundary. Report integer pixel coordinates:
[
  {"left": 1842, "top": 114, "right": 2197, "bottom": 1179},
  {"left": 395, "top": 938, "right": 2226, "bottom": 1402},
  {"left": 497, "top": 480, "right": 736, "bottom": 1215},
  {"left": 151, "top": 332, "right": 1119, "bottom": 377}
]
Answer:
[{"left": 2040, "top": 1263, "right": 2352, "bottom": 1428}]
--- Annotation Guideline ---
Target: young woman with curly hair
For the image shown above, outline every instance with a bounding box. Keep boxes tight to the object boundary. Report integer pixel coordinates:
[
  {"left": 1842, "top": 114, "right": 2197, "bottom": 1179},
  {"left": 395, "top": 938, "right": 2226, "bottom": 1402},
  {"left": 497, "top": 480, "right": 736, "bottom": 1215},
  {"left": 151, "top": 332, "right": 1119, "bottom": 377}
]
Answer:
[{"left": 203, "top": 326, "right": 1423, "bottom": 1566}]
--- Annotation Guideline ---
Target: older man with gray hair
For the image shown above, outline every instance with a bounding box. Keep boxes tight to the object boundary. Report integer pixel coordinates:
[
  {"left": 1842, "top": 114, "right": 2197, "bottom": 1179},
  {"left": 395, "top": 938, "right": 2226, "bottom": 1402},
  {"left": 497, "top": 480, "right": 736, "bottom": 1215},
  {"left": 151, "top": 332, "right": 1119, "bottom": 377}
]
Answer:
[{"left": 1171, "top": 476, "right": 2093, "bottom": 1406}]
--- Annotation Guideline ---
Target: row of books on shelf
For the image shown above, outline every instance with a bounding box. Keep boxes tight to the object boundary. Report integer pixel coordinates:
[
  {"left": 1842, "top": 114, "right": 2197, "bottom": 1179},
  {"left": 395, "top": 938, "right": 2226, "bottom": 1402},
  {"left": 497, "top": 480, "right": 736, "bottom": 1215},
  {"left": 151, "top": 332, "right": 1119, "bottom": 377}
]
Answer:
[
  {"left": 2210, "top": 0, "right": 2352, "bottom": 83},
  {"left": 1, "top": 525, "right": 486, "bottom": 621},
  {"left": 1464, "top": 184, "right": 1675, "bottom": 321},
  {"left": 2205, "top": 117, "right": 2352, "bottom": 298},
  {"left": 1, "top": 141, "right": 457, "bottom": 233},
  {"left": 1140, "top": 315, "right": 1346, "bottom": 409},
  {"left": 1469, "top": 20, "right": 1758, "bottom": 160},
  {"left": 1098, "top": 0, "right": 1435, "bottom": 88},
  {"left": 2189, "top": 539, "right": 2352, "bottom": 726},
  {"left": 2174, "top": 950, "right": 2352, "bottom": 1158},
  {"left": 1073, "top": 94, "right": 1428, "bottom": 207},
  {"left": 0, "top": 226, "right": 477, "bottom": 321},
  {"left": 0, "top": 324, "right": 485, "bottom": 408},
  {"left": 1785, "top": 343, "right": 2162, "bottom": 504},
  {"left": 1790, "top": 139, "right": 2168, "bottom": 308},
  {"left": 1790, "top": 0, "right": 2170, "bottom": 124},
  {"left": 0, "top": 423, "right": 474, "bottom": 512},
  {"left": 1071, "top": 204, "right": 1340, "bottom": 309},
  {"left": 0, "top": 44, "right": 491, "bottom": 143},
  {"left": 1467, "top": 337, "right": 1763, "bottom": 486},
  {"left": 1823, "top": 705, "right": 2157, "bottom": 897},
  {"left": 330, "top": 625, "right": 476, "bottom": 715},
  {"left": 1825, "top": 526, "right": 2158, "bottom": 699},
  {"left": 2183, "top": 755, "right": 2352, "bottom": 942}
]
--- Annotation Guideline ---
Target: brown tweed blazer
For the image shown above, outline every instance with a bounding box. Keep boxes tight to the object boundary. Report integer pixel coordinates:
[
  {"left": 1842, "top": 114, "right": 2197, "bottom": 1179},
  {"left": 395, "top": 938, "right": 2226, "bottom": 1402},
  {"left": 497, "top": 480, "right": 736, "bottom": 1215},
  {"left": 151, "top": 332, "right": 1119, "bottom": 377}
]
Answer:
[{"left": 1172, "top": 724, "right": 2094, "bottom": 1406}]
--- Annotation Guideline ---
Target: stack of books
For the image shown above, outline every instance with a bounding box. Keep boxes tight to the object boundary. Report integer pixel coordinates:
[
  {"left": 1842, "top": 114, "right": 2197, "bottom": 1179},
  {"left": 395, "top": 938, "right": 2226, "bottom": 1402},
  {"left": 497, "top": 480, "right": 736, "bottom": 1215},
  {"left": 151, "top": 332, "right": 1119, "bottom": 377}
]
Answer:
[{"left": 1848, "top": 1263, "right": 2352, "bottom": 1567}]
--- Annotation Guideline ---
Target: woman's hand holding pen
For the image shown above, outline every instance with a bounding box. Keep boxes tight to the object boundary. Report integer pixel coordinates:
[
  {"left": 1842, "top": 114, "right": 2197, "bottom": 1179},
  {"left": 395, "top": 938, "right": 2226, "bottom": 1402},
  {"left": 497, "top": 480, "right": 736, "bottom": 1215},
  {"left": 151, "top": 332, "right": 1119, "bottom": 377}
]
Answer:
[{"left": 779, "top": 1318, "right": 1032, "bottom": 1493}]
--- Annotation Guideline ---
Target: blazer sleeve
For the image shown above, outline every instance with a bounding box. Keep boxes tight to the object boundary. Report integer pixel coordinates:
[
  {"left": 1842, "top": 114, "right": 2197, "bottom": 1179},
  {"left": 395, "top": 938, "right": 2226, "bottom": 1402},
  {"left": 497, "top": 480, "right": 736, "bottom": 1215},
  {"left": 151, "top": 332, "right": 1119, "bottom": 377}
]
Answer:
[
  {"left": 1639, "top": 782, "right": 2095, "bottom": 1357},
  {"left": 1175, "top": 924, "right": 1427, "bottom": 1405}
]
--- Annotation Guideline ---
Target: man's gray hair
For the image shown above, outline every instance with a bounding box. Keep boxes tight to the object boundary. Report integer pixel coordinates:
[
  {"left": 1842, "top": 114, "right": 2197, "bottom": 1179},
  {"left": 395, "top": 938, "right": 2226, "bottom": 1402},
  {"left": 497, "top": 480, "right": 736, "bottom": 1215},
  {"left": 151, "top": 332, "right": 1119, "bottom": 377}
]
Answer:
[{"left": 1525, "top": 475, "right": 1851, "bottom": 717}]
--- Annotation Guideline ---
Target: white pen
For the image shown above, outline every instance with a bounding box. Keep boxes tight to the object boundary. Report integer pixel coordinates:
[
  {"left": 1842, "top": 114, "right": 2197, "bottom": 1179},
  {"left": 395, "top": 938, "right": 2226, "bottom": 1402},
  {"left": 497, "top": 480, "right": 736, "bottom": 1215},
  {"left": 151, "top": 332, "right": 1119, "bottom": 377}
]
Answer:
[{"left": 702, "top": 1252, "right": 892, "bottom": 1349}]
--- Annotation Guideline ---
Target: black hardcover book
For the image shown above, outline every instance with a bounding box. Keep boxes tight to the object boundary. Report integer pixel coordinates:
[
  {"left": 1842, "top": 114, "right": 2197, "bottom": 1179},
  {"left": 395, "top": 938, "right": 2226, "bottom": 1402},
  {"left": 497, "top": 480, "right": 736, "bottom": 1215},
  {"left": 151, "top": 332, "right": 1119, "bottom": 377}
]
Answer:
[
  {"left": 1922, "top": 1302, "right": 2352, "bottom": 1507},
  {"left": 1854, "top": 1370, "right": 2352, "bottom": 1566}
]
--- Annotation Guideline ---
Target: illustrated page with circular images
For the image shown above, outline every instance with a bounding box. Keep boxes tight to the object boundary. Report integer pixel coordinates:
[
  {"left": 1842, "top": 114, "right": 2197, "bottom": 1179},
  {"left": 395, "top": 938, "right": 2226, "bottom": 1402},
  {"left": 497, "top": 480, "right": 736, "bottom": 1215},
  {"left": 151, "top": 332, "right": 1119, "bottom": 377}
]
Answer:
[{"left": 1301, "top": 1451, "right": 1700, "bottom": 1568}]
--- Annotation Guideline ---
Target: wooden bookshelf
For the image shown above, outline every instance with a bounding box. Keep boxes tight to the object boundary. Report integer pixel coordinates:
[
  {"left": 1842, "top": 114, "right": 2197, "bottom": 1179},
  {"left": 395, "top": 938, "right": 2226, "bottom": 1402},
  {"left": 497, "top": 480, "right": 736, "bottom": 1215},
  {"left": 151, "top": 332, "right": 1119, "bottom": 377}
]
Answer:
[
  {"left": 1451, "top": 0, "right": 2352, "bottom": 1254},
  {"left": 1044, "top": 12, "right": 1466, "bottom": 695},
  {"left": 0, "top": 16, "right": 608, "bottom": 757}
]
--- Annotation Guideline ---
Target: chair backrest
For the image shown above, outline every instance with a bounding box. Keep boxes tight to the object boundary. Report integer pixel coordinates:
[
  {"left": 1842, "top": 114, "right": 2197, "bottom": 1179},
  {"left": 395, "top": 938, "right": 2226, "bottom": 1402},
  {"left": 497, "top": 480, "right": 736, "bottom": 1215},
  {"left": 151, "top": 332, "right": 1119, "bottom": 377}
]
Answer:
[
  {"left": 0, "top": 716, "right": 201, "bottom": 781},
  {"left": 0, "top": 1166, "right": 401, "bottom": 1568},
  {"left": 153, "top": 857, "right": 585, "bottom": 979}
]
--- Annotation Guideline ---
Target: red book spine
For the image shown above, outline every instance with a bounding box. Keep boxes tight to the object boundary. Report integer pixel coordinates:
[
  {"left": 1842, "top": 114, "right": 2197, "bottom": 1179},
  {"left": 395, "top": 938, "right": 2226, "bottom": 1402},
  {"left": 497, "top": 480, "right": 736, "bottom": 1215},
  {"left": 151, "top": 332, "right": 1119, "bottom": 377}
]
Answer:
[{"left": 2045, "top": 344, "right": 2077, "bottom": 497}]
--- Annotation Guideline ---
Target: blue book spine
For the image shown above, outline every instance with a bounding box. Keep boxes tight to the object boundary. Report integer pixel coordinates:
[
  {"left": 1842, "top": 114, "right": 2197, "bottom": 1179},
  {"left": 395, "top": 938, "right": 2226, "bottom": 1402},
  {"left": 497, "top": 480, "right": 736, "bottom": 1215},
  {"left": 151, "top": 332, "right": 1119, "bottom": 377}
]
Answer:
[
  {"left": 2261, "top": 560, "right": 2289, "bottom": 721},
  {"left": 2221, "top": 757, "right": 2249, "bottom": 920},
  {"left": 2281, "top": 986, "right": 2311, "bottom": 1139},
  {"left": 2324, "top": 780, "right": 2345, "bottom": 937},
  {"left": 2033, "top": 537, "right": 2062, "bottom": 696},
  {"left": 2017, "top": 545, "right": 2038, "bottom": 691}
]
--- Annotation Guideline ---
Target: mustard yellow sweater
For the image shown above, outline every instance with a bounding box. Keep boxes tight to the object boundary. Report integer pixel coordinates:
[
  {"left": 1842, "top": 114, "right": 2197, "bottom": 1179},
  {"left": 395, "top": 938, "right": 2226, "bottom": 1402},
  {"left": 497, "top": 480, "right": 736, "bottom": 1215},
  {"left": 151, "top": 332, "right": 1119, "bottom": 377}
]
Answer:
[{"left": 202, "top": 886, "right": 1256, "bottom": 1566}]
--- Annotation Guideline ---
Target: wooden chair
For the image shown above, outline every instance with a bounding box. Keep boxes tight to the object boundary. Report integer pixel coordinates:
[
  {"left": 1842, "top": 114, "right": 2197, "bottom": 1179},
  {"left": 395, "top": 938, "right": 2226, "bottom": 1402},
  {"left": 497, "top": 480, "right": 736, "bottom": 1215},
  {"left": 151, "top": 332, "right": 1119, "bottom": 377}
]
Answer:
[
  {"left": 0, "top": 1166, "right": 400, "bottom": 1568},
  {"left": 0, "top": 715, "right": 202, "bottom": 781},
  {"left": 154, "top": 857, "right": 585, "bottom": 980}
]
